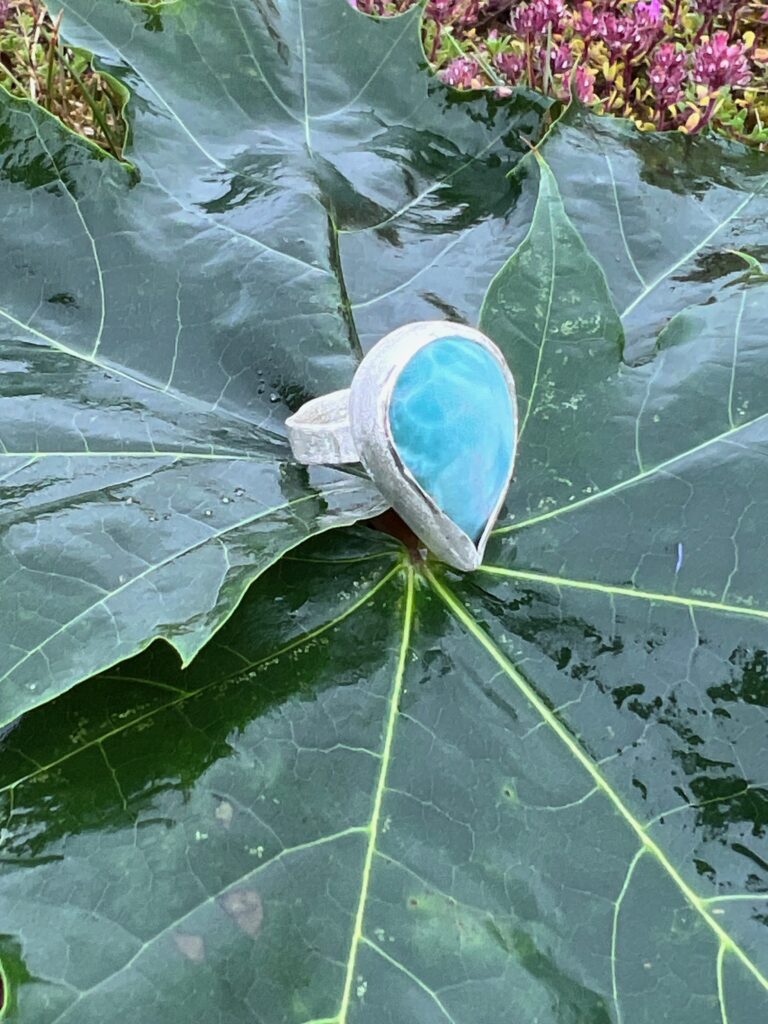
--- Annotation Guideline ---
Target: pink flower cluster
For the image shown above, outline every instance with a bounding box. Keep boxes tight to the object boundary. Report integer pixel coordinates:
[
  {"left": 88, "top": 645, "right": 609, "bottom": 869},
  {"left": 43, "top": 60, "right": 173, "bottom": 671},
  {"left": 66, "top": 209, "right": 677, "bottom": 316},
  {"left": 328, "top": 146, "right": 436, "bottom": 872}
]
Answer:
[
  {"left": 595, "top": 0, "right": 663, "bottom": 54},
  {"left": 427, "top": 0, "right": 481, "bottom": 28},
  {"left": 511, "top": 0, "right": 566, "bottom": 35},
  {"left": 441, "top": 55, "right": 481, "bottom": 87},
  {"left": 351, "top": 0, "right": 767, "bottom": 143},
  {"left": 694, "top": 30, "right": 753, "bottom": 88},
  {"left": 650, "top": 43, "right": 689, "bottom": 104},
  {"left": 489, "top": 0, "right": 758, "bottom": 129},
  {"left": 645, "top": 31, "right": 753, "bottom": 108}
]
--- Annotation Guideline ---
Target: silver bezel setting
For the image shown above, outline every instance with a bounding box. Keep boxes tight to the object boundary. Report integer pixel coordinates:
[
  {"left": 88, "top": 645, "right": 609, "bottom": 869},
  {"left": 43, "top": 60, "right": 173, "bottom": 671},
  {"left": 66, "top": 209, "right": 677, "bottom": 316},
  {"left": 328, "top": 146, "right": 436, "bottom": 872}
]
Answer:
[{"left": 348, "top": 321, "right": 518, "bottom": 572}]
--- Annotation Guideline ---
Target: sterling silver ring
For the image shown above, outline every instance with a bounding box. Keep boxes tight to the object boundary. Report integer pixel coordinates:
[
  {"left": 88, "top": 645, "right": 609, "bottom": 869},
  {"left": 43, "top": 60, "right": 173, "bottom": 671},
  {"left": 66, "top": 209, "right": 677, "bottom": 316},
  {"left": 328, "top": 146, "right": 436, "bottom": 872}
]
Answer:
[{"left": 286, "top": 321, "right": 518, "bottom": 571}]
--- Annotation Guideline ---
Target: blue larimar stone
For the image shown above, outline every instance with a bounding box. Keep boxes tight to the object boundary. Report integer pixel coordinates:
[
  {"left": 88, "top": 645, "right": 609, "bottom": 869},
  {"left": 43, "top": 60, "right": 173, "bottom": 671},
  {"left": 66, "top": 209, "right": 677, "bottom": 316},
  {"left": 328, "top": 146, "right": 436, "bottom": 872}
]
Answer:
[{"left": 388, "top": 337, "right": 515, "bottom": 542}]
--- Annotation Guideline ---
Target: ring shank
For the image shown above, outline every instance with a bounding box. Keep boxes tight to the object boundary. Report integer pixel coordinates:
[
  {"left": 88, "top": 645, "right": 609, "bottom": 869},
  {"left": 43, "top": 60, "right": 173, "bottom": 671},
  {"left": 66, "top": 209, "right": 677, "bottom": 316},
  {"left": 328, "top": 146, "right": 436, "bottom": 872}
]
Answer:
[{"left": 285, "top": 389, "right": 358, "bottom": 464}]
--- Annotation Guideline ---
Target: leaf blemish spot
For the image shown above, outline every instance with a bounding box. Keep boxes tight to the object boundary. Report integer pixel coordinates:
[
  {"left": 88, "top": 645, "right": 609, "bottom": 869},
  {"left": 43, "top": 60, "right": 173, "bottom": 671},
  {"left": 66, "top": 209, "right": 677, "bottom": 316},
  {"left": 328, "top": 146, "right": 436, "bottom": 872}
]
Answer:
[
  {"left": 174, "top": 933, "right": 206, "bottom": 964},
  {"left": 220, "top": 889, "right": 264, "bottom": 939}
]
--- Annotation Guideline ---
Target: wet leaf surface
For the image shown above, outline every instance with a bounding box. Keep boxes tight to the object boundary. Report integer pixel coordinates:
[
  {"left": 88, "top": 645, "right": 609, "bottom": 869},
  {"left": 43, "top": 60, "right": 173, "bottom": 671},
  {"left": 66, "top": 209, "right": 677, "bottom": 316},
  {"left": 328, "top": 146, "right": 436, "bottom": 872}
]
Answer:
[
  {"left": 0, "top": 0, "right": 541, "bottom": 723},
  {"left": 1, "top": 5, "right": 768, "bottom": 1024}
]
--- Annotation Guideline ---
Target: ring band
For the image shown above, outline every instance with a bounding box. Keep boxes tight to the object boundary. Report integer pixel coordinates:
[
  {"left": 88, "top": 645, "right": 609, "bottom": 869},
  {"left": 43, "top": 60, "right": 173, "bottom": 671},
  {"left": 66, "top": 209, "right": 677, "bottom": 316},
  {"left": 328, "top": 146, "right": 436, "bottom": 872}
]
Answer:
[{"left": 285, "top": 389, "right": 357, "bottom": 465}]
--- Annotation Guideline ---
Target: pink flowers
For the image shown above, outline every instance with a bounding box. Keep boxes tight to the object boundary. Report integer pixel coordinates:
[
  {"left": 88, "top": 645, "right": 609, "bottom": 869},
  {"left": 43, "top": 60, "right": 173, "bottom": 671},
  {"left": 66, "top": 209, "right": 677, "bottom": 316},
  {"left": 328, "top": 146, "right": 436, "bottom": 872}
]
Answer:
[
  {"left": 574, "top": 66, "right": 597, "bottom": 102},
  {"left": 511, "top": 0, "right": 566, "bottom": 36},
  {"left": 693, "top": 31, "right": 753, "bottom": 88},
  {"left": 574, "top": 2, "right": 600, "bottom": 39},
  {"left": 598, "top": 1, "right": 664, "bottom": 56},
  {"left": 637, "top": 0, "right": 664, "bottom": 24},
  {"left": 495, "top": 50, "right": 526, "bottom": 83},
  {"left": 598, "top": 12, "right": 642, "bottom": 53},
  {"left": 548, "top": 42, "right": 574, "bottom": 75},
  {"left": 427, "top": 0, "right": 479, "bottom": 28},
  {"left": 646, "top": 30, "right": 753, "bottom": 112},
  {"left": 350, "top": 0, "right": 767, "bottom": 147},
  {"left": 650, "top": 43, "right": 689, "bottom": 104},
  {"left": 440, "top": 56, "right": 480, "bottom": 88}
]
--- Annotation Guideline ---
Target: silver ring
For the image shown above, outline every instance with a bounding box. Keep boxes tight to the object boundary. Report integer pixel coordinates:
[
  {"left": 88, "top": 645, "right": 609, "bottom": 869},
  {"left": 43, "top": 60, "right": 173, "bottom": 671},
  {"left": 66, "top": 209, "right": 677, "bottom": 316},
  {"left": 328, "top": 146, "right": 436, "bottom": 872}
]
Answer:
[{"left": 286, "top": 321, "right": 518, "bottom": 571}]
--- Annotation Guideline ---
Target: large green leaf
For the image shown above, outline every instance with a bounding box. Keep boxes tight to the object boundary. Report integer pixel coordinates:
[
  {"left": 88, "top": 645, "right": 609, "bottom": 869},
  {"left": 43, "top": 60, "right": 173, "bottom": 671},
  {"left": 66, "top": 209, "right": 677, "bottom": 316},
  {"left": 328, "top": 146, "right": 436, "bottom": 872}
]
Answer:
[
  {"left": 2, "top": 104, "right": 768, "bottom": 1022},
  {"left": 0, "top": 0, "right": 542, "bottom": 724}
]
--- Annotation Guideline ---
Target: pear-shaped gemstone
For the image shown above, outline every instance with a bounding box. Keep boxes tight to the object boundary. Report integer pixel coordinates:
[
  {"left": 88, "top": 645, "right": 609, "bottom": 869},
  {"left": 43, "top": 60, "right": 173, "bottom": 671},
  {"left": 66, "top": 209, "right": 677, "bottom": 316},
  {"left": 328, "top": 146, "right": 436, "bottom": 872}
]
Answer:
[{"left": 388, "top": 336, "right": 516, "bottom": 541}]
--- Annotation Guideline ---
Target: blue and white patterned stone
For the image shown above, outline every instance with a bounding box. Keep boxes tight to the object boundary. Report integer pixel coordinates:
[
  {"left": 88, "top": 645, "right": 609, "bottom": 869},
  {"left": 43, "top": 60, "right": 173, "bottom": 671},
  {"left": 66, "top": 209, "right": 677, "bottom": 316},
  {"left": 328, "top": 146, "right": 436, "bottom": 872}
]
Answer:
[{"left": 388, "top": 336, "right": 516, "bottom": 541}]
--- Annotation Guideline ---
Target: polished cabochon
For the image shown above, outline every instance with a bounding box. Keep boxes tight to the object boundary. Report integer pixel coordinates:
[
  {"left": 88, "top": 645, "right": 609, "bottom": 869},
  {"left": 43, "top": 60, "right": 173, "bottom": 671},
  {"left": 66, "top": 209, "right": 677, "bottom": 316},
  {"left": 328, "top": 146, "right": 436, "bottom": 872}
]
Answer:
[{"left": 349, "top": 321, "right": 518, "bottom": 571}]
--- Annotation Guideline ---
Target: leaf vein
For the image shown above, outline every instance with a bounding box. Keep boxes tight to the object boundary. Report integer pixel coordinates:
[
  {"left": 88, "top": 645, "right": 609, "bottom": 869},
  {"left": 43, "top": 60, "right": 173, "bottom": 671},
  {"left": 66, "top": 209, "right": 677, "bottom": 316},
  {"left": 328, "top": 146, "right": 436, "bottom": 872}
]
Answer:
[
  {"left": 611, "top": 848, "right": 645, "bottom": 1024},
  {"left": 360, "top": 936, "right": 459, "bottom": 1024},
  {"left": 0, "top": 562, "right": 401, "bottom": 798},
  {"left": 427, "top": 570, "right": 768, "bottom": 996},
  {"left": 0, "top": 486, "right": 357, "bottom": 695},
  {"left": 495, "top": 407, "right": 768, "bottom": 535},
  {"left": 337, "top": 566, "right": 414, "bottom": 1023},
  {"left": 620, "top": 185, "right": 765, "bottom": 321},
  {"left": 478, "top": 565, "right": 768, "bottom": 622},
  {"left": 605, "top": 154, "right": 646, "bottom": 288},
  {"left": 26, "top": 112, "right": 106, "bottom": 358},
  {"left": 47, "top": 826, "right": 370, "bottom": 1024}
]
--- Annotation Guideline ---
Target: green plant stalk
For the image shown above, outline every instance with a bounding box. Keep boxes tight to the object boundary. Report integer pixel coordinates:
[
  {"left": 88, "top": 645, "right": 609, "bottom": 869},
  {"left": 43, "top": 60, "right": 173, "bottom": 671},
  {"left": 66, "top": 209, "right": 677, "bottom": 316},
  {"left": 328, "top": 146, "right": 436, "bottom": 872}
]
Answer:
[
  {"left": 542, "top": 24, "right": 552, "bottom": 96},
  {"left": 58, "top": 46, "right": 121, "bottom": 156},
  {"left": 30, "top": 0, "right": 46, "bottom": 94},
  {"left": 44, "top": 15, "right": 62, "bottom": 114},
  {"left": 0, "top": 64, "right": 31, "bottom": 97},
  {"left": 526, "top": 32, "right": 535, "bottom": 88},
  {"left": 16, "top": 13, "right": 35, "bottom": 103}
]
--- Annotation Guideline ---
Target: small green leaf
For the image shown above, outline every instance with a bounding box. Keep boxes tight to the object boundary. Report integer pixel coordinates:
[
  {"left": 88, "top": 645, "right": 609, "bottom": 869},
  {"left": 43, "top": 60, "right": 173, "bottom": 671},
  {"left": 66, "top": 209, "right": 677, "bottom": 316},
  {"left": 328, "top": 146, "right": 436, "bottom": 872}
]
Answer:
[{"left": 728, "top": 249, "right": 768, "bottom": 279}]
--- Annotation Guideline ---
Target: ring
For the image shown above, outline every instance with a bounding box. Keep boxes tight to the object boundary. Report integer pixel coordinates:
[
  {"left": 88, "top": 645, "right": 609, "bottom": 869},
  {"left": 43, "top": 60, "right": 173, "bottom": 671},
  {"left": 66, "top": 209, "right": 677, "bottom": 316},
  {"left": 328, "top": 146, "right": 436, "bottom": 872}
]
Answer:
[{"left": 286, "top": 321, "right": 518, "bottom": 571}]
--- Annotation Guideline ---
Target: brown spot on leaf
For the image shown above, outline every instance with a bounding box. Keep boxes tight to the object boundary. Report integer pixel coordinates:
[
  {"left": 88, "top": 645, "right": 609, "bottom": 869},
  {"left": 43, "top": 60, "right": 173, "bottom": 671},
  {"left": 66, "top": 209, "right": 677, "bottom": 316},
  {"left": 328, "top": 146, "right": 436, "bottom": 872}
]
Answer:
[
  {"left": 174, "top": 932, "right": 205, "bottom": 963},
  {"left": 220, "top": 889, "right": 263, "bottom": 938}
]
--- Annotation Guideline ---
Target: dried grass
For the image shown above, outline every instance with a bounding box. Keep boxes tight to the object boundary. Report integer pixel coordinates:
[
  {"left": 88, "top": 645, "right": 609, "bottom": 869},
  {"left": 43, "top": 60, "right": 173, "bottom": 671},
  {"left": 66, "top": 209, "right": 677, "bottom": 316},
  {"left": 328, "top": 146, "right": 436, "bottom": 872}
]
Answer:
[{"left": 0, "top": 0, "right": 126, "bottom": 157}]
